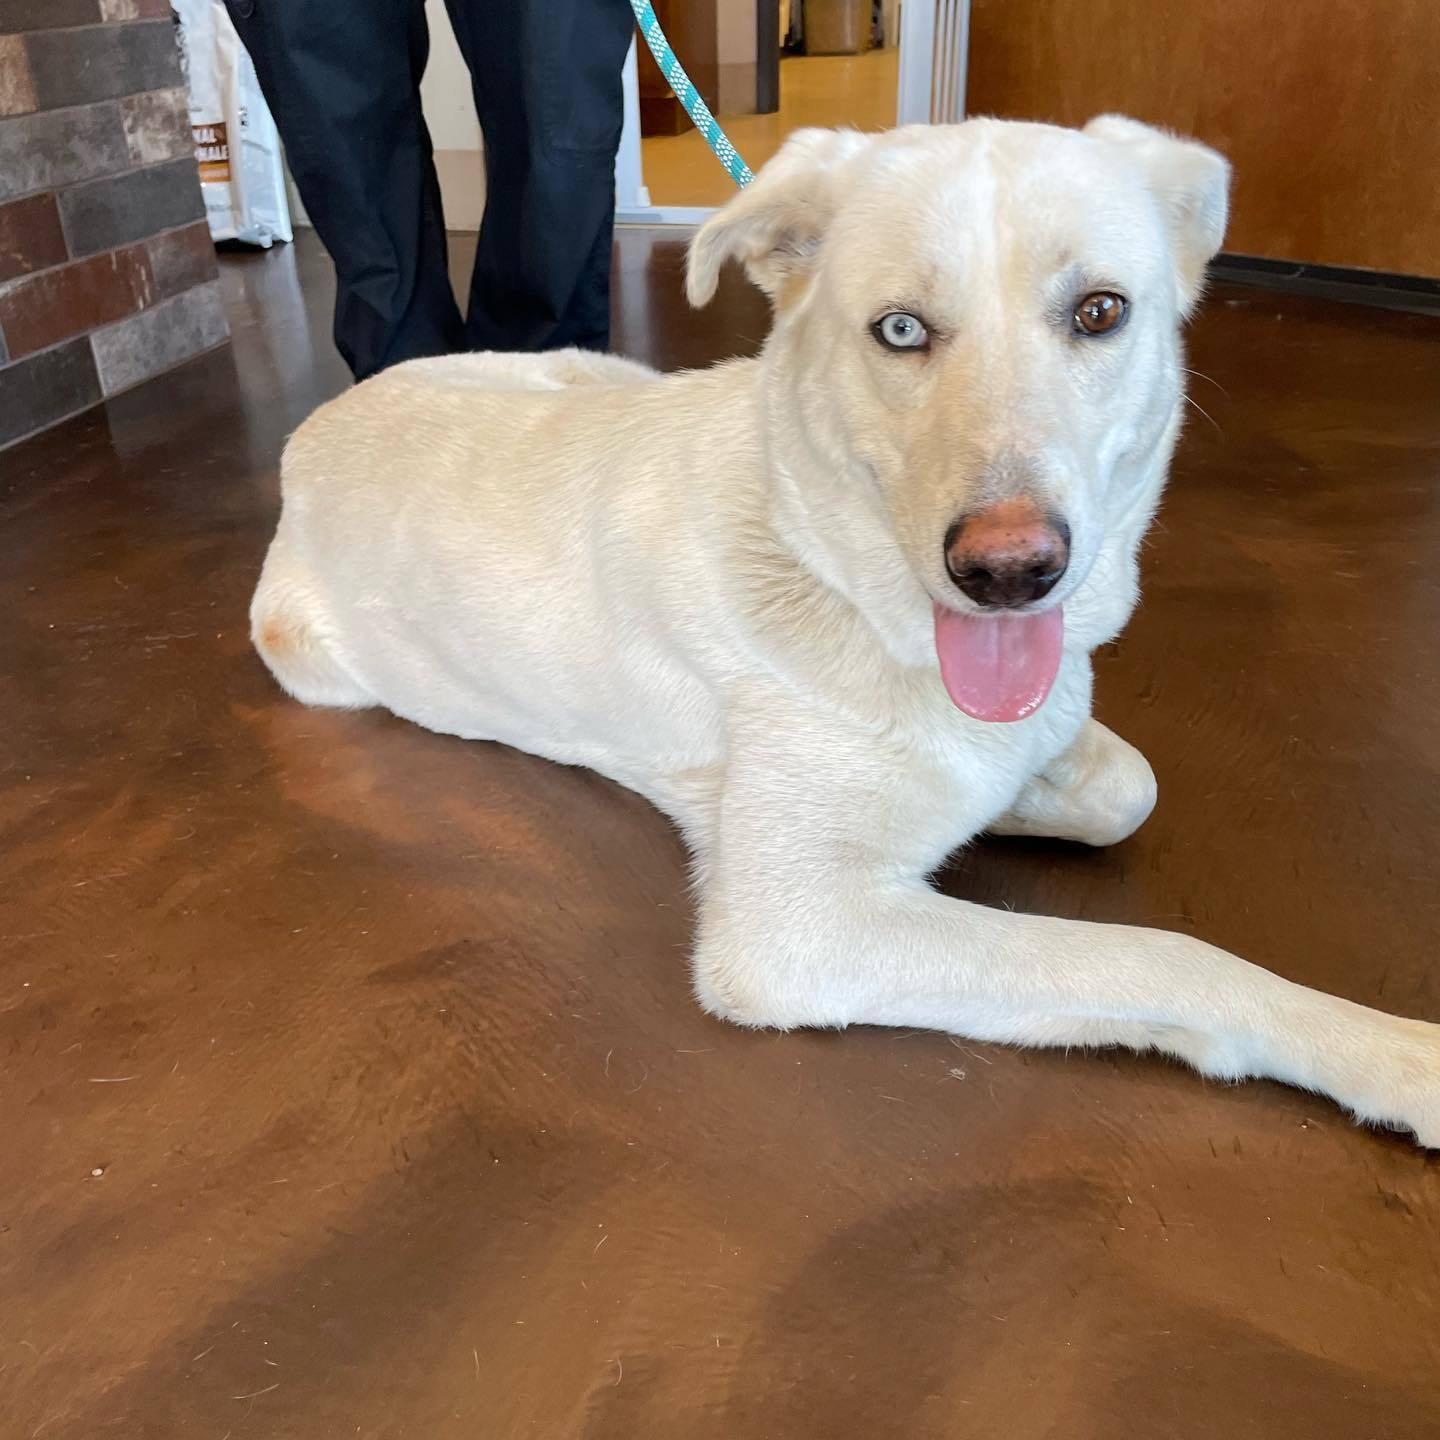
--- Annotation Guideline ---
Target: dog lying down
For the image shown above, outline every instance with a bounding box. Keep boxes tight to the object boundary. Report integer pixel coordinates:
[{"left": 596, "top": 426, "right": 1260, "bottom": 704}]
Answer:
[{"left": 253, "top": 115, "right": 1439, "bottom": 1147}]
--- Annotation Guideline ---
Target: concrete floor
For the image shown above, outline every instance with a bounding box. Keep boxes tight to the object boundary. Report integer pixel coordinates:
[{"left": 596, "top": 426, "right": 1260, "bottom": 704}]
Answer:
[{"left": 2, "top": 231, "right": 1439, "bottom": 1437}]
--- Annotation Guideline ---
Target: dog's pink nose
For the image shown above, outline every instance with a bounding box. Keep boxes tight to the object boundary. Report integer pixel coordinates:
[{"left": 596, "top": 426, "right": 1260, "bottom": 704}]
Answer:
[{"left": 945, "top": 499, "right": 1070, "bottom": 609}]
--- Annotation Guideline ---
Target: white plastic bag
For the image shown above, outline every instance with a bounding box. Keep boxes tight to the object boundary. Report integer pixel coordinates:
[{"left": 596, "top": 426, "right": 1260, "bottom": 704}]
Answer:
[{"left": 172, "top": 0, "right": 292, "bottom": 248}]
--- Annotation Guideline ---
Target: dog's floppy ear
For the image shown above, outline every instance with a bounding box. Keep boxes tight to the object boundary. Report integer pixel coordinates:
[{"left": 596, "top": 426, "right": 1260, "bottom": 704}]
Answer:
[
  {"left": 686, "top": 127, "right": 871, "bottom": 309},
  {"left": 1084, "top": 114, "right": 1230, "bottom": 315}
]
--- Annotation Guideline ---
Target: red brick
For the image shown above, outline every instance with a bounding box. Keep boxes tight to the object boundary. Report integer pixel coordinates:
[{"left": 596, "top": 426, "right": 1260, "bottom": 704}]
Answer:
[
  {"left": 0, "top": 242, "right": 155, "bottom": 358},
  {"left": 0, "top": 192, "right": 66, "bottom": 283},
  {"left": 147, "top": 221, "right": 218, "bottom": 299},
  {"left": 0, "top": 33, "right": 35, "bottom": 114}
]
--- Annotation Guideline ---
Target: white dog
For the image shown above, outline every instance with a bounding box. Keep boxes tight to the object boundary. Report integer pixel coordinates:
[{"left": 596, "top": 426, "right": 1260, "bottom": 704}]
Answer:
[{"left": 252, "top": 117, "right": 1440, "bottom": 1146}]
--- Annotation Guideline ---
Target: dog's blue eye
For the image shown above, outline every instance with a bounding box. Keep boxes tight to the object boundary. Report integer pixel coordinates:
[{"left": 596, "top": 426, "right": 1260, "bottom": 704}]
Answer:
[{"left": 874, "top": 312, "right": 929, "bottom": 351}]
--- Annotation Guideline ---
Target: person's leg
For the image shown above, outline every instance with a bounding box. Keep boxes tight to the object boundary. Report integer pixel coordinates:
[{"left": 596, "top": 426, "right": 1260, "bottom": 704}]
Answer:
[
  {"left": 444, "top": 0, "right": 633, "bottom": 352},
  {"left": 223, "top": 0, "right": 462, "bottom": 378}
]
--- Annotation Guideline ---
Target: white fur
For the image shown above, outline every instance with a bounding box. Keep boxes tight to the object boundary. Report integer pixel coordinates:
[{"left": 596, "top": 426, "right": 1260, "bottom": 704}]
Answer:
[{"left": 252, "top": 118, "right": 1440, "bottom": 1146}]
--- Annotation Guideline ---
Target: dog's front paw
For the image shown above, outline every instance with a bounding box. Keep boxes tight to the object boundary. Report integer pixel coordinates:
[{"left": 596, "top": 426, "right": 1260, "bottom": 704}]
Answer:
[
  {"left": 691, "top": 946, "right": 817, "bottom": 1032},
  {"left": 1344, "top": 1017, "right": 1440, "bottom": 1149},
  {"left": 990, "top": 721, "right": 1158, "bottom": 848}
]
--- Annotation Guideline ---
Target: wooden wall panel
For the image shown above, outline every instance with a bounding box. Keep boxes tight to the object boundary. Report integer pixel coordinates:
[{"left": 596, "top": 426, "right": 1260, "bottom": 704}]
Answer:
[
  {"left": 638, "top": 0, "right": 719, "bottom": 136},
  {"left": 966, "top": 0, "right": 1440, "bottom": 277}
]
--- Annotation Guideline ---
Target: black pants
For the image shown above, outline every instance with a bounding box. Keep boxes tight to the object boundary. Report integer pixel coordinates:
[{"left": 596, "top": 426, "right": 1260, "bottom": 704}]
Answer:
[{"left": 223, "top": 0, "right": 634, "bottom": 379}]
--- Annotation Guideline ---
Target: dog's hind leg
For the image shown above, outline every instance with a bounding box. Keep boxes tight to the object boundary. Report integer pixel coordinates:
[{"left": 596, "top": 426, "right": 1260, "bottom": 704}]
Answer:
[
  {"left": 250, "top": 536, "right": 375, "bottom": 710},
  {"left": 989, "top": 718, "right": 1157, "bottom": 847}
]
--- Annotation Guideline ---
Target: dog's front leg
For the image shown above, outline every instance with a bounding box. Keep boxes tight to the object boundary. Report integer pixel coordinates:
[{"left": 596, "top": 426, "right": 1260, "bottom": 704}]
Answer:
[
  {"left": 989, "top": 717, "right": 1156, "bottom": 846},
  {"left": 694, "top": 696, "right": 1440, "bottom": 1146}
]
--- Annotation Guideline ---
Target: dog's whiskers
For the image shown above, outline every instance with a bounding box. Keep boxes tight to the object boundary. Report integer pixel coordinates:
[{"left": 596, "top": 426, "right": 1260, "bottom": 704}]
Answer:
[
  {"left": 1182, "top": 365, "right": 1229, "bottom": 398},
  {"left": 1183, "top": 392, "right": 1222, "bottom": 434}
]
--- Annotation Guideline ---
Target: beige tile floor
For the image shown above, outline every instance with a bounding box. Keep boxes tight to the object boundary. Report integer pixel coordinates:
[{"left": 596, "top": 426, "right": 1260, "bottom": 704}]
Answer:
[{"left": 641, "top": 46, "right": 901, "bottom": 207}]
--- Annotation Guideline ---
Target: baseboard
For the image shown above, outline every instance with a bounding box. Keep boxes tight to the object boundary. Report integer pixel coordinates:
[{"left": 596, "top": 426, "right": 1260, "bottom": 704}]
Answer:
[{"left": 1212, "top": 254, "right": 1440, "bottom": 317}]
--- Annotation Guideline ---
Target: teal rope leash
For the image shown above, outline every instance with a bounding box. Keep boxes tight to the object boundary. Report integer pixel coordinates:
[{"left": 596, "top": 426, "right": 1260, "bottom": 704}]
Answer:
[{"left": 628, "top": 0, "right": 754, "bottom": 188}]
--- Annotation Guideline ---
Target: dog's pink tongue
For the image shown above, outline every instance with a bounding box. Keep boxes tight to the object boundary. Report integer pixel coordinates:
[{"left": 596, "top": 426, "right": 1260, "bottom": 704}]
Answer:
[{"left": 933, "top": 604, "right": 1064, "bottom": 722}]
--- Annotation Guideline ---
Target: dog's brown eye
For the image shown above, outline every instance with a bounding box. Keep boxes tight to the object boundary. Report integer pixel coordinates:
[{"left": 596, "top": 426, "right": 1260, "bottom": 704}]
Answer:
[{"left": 1073, "top": 292, "right": 1128, "bottom": 336}]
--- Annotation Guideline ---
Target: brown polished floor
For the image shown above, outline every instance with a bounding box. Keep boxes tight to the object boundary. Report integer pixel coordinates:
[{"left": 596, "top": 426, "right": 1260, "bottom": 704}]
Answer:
[{"left": 3, "top": 231, "right": 1439, "bottom": 1439}]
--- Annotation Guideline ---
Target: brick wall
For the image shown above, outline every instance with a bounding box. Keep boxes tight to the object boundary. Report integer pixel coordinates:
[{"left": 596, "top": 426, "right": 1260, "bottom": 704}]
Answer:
[{"left": 0, "top": 0, "right": 227, "bottom": 448}]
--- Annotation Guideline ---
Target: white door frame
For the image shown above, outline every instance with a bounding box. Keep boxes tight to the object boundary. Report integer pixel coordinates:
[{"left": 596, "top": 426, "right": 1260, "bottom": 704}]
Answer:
[
  {"left": 615, "top": 1, "right": 969, "bottom": 226},
  {"left": 614, "top": 39, "right": 717, "bottom": 226}
]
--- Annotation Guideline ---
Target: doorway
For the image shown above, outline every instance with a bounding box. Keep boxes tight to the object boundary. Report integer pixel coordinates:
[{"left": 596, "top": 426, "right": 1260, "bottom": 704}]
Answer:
[{"left": 616, "top": 0, "right": 968, "bottom": 223}]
